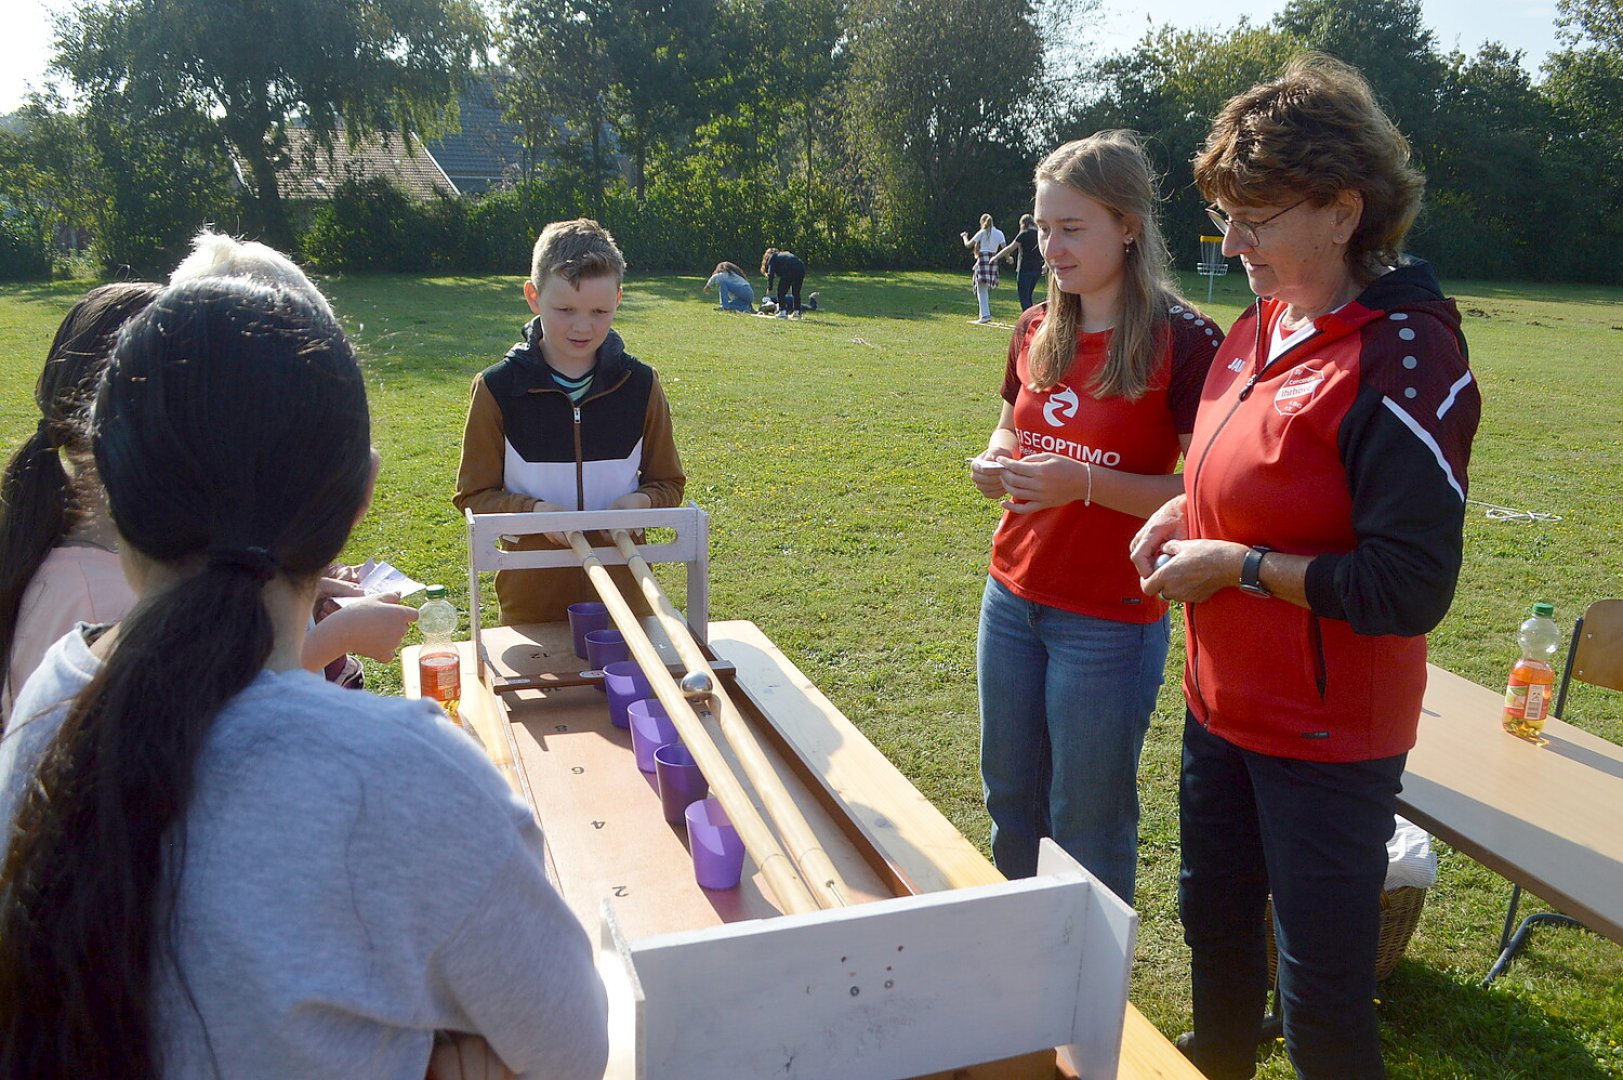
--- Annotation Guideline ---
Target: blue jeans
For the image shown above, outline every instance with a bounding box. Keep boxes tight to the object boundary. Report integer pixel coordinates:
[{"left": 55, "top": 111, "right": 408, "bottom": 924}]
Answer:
[
  {"left": 718, "top": 278, "right": 754, "bottom": 312},
  {"left": 977, "top": 576, "right": 1168, "bottom": 904},
  {"left": 1017, "top": 269, "right": 1042, "bottom": 310},
  {"left": 1180, "top": 712, "right": 1404, "bottom": 1080}
]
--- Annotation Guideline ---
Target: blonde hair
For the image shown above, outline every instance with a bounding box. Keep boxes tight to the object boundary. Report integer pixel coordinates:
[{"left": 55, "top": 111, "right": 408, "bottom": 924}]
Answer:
[
  {"left": 1193, "top": 53, "right": 1423, "bottom": 280},
  {"left": 531, "top": 219, "right": 626, "bottom": 288},
  {"left": 170, "top": 230, "right": 333, "bottom": 318},
  {"left": 1028, "top": 131, "right": 1185, "bottom": 399},
  {"left": 759, "top": 247, "right": 778, "bottom": 275}
]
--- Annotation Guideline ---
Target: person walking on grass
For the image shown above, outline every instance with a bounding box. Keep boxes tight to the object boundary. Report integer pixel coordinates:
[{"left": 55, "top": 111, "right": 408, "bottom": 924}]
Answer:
[
  {"left": 968, "top": 131, "right": 1222, "bottom": 906},
  {"left": 962, "top": 213, "right": 1007, "bottom": 323},
  {"left": 995, "top": 213, "right": 1045, "bottom": 311}
]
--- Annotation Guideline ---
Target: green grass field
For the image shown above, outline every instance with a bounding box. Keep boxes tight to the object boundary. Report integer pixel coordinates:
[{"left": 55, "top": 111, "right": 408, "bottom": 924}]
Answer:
[{"left": 3, "top": 269, "right": 1620, "bottom": 1077}]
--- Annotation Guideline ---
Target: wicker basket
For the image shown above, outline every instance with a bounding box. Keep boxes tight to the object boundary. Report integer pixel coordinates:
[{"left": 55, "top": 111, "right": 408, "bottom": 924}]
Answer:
[{"left": 1265, "top": 886, "right": 1427, "bottom": 985}]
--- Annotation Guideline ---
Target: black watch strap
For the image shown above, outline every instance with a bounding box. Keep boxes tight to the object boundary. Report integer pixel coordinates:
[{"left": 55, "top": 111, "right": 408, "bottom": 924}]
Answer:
[{"left": 1239, "top": 545, "right": 1273, "bottom": 598}]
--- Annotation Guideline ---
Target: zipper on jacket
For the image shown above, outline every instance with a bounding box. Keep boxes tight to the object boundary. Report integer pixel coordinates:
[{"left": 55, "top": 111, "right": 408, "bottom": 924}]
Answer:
[{"left": 572, "top": 405, "right": 585, "bottom": 510}]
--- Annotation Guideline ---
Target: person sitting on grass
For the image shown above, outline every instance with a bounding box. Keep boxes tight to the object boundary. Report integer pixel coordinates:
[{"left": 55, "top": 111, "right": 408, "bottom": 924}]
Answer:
[
  {"left": 0, "top": 277, "right": 610, "bottom": 1079},
  {"left": 704, "top": 260, "right": 756, "bottom": 312},
  {"left": 454, "top": 218, "right": 687, "bottom": 625}
]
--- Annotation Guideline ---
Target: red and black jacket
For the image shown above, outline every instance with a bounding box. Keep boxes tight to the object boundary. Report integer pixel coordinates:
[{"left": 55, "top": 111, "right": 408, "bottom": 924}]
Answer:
[{"left": 1183, "top": 261, "right": 1481, "bottom": 761}]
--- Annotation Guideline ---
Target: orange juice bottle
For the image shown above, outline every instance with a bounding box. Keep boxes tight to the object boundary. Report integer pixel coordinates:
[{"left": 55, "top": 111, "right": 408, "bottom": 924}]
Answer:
[
  {"left": 417, "top": 585, "right": 462, "bottom": 729},
  {"left": 1502, "top": 602, "right": 1559, "bottom": 743}
]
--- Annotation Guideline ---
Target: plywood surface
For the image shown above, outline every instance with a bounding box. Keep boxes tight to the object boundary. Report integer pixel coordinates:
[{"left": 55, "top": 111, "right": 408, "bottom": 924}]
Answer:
[
  {"left": 1403, "top": 662, "right": 1623, "bottom": 943},
  {"left": 484, "top": 621, "right": 893, "bottom": 942}
]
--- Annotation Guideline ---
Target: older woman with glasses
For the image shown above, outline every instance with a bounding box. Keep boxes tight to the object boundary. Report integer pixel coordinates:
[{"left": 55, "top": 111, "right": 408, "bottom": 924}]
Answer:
[{"left": 1131, "top": 55, "right": 1481, "bottom": 1079}]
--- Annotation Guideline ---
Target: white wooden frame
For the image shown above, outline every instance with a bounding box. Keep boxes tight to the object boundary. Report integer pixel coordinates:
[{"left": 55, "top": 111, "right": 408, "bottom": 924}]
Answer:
[
  {"left": 464, "top": 504, "right": 710, "bottom": 687},
  {"left": 600, "top": 839, "right": 1137, "bottom": 1079}
]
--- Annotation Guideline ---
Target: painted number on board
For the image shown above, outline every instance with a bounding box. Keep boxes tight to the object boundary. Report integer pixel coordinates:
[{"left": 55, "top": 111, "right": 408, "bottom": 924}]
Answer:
[
  {"left": 592, "top": 821, "right": 606, "bottom": 830},
  {"left": 571, "top": 766, "right": 585, "bottom": 775},
  {"left": 612, "top": 885, "right": 629, "bottom": 897}
]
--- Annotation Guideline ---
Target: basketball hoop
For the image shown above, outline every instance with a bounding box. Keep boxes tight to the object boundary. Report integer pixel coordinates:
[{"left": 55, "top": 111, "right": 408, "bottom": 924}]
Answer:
[{"left": 1196, "top": 234, "right": 1229, "bottom": 303}]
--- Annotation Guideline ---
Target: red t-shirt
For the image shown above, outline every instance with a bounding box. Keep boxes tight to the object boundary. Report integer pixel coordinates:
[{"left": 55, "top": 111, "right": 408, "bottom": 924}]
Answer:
[{"left": 989, "top": 304, "right": 1220, "bottom": 623}]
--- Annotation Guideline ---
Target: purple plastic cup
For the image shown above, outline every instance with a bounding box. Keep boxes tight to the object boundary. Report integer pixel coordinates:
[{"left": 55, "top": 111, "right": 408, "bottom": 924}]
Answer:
[
  {"left": 584, "top": 629, "right": 629, "bottom": 691},
  {"left": 686, "top": 798, "right": 745, "bottom": 890},
  {"left": 655, "top": 742, "right": 708, "bottom": 824},
  {"left": 604, "top": 661, "right": 651, "bottom": 729},
  {"left": 567, "top": 602, "right": 611, "bottom": 660},
  {"left": 628, "top": 698, "right": 680, "bottom": 772}
]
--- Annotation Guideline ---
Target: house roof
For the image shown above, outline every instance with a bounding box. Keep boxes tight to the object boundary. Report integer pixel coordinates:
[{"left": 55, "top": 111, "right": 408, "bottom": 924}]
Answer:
[
  {"left": 427, "top": 81, "right": 525, "bottom": 193},
  {"left": 269, "top": 126, "right": 457, "bottom": 202}
]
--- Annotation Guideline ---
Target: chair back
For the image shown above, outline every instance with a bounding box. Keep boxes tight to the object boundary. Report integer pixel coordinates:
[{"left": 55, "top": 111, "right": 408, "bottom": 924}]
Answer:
[{"left": 1554, "top": 598, "right": 1623, "bottom": 717}]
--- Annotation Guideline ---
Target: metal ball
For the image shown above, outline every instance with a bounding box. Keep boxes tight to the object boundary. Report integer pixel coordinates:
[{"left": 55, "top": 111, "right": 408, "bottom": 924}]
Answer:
[
  {"left": 680, "top": 671, "right": 714, "bottom": 701},
  {"left": 1154, "top": 553, "right": 1173, "bottom": 571}
]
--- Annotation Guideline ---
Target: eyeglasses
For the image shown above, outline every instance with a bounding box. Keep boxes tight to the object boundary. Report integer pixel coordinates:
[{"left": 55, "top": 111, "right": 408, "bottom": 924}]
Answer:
[{"left": 1205, "top": 199, "right": 1307, "bottom": 247}]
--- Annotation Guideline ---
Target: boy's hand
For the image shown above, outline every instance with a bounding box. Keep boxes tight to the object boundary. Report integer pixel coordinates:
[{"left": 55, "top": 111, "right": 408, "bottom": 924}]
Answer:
[
  {"left": 608, "top": 492, "right": 652, "bottom": 511},
  {"left": 530, "top": 499, "right": 571, "bottom": 545}
]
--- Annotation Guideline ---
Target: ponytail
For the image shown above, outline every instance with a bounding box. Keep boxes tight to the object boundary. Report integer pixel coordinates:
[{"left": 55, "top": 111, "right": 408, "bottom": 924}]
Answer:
[
  {"left": 0, "top": 279, "right": 370, "bottom": 1075},
  {"left": 0, "top": 283, "right": 161, "bottom": 713}
]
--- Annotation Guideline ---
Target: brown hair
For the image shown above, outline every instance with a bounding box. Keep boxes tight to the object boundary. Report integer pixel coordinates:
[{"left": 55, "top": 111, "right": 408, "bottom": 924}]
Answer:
[
  {"left": 1193, "top": 53, "right": 1424, "bottom": 280},
  {"left": 713, "top": 261, "right": 746, "bottom": 278},
  {"left": 531, "top": 219, "right": 626, "bottom": 288},
  {"left": 0, "top": 282, "right": 161, "bottom": 709},
  {"left": 1028, "top": 131, "right": 1186, "bottom": 398},
  {"left": 759, "top": 248, "right": 778, "bottom": 276}
]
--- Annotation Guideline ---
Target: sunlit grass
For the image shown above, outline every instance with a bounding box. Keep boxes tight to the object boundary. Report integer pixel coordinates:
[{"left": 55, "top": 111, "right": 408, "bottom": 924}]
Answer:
[{"left": 4, "top": 268, "right": 1620, "bottom": 1078}]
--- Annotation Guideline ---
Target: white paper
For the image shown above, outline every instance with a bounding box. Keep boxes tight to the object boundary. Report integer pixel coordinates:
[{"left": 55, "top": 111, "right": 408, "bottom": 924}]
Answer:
[{"left": 332, "top": 560, "right": 426, "bottom": 607}]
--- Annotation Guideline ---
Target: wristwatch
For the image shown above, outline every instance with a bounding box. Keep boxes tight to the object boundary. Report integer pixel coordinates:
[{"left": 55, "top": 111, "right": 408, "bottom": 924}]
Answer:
[{"left": 1239, "top": 545, "right": 1272, "bottom": 598}]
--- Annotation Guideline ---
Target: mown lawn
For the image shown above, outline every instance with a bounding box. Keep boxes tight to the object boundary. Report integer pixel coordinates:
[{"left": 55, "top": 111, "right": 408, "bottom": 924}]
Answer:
[{"left": 3, "top": 268, "right": 1620, "bottom": 1078}]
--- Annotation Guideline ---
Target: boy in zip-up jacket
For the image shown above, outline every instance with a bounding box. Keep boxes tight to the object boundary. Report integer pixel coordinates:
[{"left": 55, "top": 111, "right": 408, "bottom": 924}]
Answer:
[{"left": 454, "top": 219, "right": 685, "bottom": 625}]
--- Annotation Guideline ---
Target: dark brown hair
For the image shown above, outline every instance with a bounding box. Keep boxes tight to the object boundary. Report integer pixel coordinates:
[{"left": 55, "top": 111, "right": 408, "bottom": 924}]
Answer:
[
  {"left": 0, "top": 282, "right": 161, "bottom": 710},
  {"left": 1193, "top": 53, "right": 1424, "bottom": 279},
  {"left": 0, "top": 278, "right": 372, "bottom": 1075}
]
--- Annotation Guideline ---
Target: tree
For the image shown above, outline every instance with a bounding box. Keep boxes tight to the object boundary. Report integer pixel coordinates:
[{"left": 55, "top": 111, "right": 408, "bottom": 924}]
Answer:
[
  {"left": 841, "top": 0, "right": 1045, "bottom": 256},
  {"left": 1272, "top": 0, "right": 1448, "bottom": 155},
  {"left": 1072, "top": 20, "right": 1300, "bottom": 260},
  {"left": 55, "top": 0, "right": 488, "bottom": 249},
  {"left": 500, "top": 0, "right": 722, "bottom": 202}
]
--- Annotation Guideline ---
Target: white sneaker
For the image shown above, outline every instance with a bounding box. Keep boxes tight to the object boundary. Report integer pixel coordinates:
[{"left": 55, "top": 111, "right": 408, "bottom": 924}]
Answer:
[
  {"left": 975, "top": 316, "right": 992, "bottom": 324},
  {"left": 789, "top": 310, "right": 802, "bottom": 319},
  {"left": 776, "top": 310, "right": 789, "bottom": 319}
]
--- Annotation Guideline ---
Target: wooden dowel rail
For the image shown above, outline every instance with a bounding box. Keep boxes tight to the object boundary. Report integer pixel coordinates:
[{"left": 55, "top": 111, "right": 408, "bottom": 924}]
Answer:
[
  {"left": 609, "top": 529, "right": 852, "bottom": 910},
  {"left": 565, "top": 531, "right": 821, "bottom": 915}
]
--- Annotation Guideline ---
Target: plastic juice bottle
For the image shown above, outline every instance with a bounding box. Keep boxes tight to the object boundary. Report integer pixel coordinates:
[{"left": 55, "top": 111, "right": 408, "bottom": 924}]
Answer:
[
  {"left": 1502, "top": 602, "right": 1560, "bottom": 743},
  {"left": 417, "top": 585, "right": 463, "bottom": 730}
]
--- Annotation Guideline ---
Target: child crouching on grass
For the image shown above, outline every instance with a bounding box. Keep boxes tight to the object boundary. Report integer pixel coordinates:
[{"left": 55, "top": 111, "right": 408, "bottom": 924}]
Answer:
[{"left": 454, "top": 218, "right": 686, "bottom": 625}]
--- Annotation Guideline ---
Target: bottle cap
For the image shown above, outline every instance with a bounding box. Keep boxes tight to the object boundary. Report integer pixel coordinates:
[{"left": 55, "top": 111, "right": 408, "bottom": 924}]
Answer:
[
  {"left": 1532, "top": 602, "right": 1555, "bottom": 618},
  {"left": 426, "top": 584, "right": 447, "bottom": 600}
]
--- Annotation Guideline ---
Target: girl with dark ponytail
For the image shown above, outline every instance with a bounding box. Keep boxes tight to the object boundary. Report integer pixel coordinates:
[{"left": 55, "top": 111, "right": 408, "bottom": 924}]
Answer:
[
  {"left": 0, "top": 278, "right": 609, "bottom": 1078},
  {"left": 0, "top": 283, "right": 161, "bottom": 724}
]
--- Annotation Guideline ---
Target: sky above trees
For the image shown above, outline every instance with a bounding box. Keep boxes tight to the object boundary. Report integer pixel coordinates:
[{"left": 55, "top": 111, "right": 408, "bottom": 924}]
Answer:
[{"left": 0, "top": 0, "right": 1570, "bottom": 113}]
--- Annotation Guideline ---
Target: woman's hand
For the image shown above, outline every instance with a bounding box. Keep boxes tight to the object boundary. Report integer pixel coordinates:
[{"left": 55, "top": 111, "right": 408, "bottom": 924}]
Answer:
[
  {"left": 1139, "top": 538, "right": 1248, "bottom": 604},
  {"left": 997, "top": 453, "right": 1087, "bottom": 513},
  {"left": 969, "top": 448, "right": 1014, "bottom": 499},
  {"left": 304, "top": 594, "right": 419, "bottom": 667},
  {"left": 314, "top": 575, "right": 365, "bottom": 620},
  {"left": 1129, "top": 494, "right": 1188, "bottom": 576}
]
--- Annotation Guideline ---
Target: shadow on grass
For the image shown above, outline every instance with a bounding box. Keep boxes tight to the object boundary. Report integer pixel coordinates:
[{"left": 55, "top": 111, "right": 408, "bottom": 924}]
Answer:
[{"left": 1375, "top": 961, "right": 1615, "bottom": 1078}]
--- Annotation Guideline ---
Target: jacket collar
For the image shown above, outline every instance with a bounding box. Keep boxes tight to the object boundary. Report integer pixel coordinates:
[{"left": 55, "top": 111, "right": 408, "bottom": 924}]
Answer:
[{"left": 500, "top": 318, "right": 632, "bottom": 396}]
